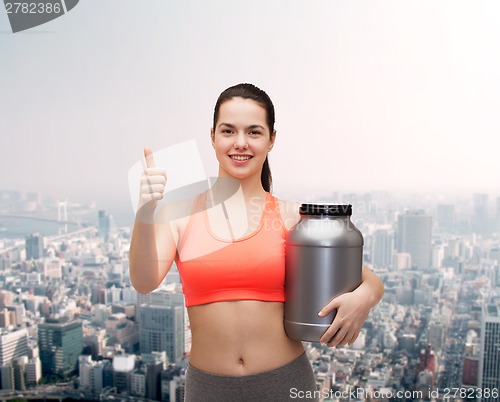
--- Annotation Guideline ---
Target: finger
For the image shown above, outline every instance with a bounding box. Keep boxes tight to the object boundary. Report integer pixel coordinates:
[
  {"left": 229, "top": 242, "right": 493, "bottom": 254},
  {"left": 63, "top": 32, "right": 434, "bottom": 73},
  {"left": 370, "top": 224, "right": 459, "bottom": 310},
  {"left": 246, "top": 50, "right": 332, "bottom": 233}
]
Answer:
[
  {"left": 347, "top": 329, "right": 361, "bottom": 346},
  {"left": 141, "top": 174, "right": 167, "bottom": 185},
  {"left": 319, "top": 318, "right": 341, "bottom": 344},
  {"left": 144, "top": 147, "right": 156, "bottom": 168},
  {"left": 140, "top": 184, "right": 165, "bottom": 194},
  {"left": 318, "top": 296, "right": 342, "bottom": 317},
  {"left": 140, "top": 192, "right": 164, "bottom": 204},
  {"left": 143, "top": 168, "right": 167, "bottom": 177},
  {"left": 327, "top": 327, "right": 350, "bottom": 347},
  {"left": 335, "top": 331, "right": 352, "bottom": 347}
]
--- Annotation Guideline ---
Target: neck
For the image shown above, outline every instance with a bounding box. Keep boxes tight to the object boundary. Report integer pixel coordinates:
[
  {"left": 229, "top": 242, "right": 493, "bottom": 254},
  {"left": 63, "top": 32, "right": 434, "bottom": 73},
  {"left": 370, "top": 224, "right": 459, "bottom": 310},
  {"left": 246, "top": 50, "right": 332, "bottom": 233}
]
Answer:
[{"left": 211, "top": 169, "right": 267, "bottom": 203}]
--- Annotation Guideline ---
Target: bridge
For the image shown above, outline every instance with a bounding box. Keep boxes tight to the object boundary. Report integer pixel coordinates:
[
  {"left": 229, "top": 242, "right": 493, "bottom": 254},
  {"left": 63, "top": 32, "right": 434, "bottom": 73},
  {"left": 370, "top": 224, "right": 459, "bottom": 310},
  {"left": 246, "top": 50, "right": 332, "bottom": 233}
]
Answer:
[{"left": 0, "top": 214, "right": 91, "bottom": 227}]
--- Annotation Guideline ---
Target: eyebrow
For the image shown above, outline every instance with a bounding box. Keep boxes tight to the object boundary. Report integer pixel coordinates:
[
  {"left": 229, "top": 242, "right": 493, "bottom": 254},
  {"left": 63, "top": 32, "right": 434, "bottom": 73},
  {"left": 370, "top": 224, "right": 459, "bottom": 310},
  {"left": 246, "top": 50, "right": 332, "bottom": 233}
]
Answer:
[{"left": 218, "top": 122, "right": 266, "bottom": 130}]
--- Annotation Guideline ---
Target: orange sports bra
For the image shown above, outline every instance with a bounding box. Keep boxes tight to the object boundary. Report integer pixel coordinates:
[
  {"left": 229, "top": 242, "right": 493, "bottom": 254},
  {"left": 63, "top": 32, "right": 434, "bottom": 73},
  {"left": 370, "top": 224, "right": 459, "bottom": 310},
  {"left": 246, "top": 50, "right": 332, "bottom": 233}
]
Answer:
[{"left": 174, "top": 191, "right": 288, "bottom": 307}]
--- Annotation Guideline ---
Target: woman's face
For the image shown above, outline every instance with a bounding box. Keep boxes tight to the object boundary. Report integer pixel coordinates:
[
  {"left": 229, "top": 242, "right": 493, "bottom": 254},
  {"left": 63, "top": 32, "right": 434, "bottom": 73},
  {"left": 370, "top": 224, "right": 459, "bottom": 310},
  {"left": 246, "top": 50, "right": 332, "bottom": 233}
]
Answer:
[{"left": 211, "top": 97, "right": 275, "bottom": 183}]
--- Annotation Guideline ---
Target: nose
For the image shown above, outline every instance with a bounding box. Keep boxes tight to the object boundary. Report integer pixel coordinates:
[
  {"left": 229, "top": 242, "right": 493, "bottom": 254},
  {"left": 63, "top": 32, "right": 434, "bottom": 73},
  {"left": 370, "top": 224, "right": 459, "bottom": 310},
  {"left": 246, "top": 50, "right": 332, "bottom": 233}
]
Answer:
[{"left": 234, "top": 133, "right": 248, "bottom": 149}]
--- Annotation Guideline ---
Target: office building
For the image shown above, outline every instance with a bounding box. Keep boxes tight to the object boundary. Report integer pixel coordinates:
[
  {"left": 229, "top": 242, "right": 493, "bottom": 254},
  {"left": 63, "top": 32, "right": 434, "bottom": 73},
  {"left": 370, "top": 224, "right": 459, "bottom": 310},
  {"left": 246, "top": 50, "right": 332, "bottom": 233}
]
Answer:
[
  {"left": 111, "top": 303, "right": 136, "bottom": 319},
  {"left": 0, "top": 309, "right": 16, "bottom": 328},
  {"left": 38, "top": 318, "right": 83, "bottom": 377},
  {"left": 0, "top": 328, "right": 29, "bottom": 366},
  {"left": 102, "top": 360, "right": 114, "bottom": 388},
  {"left": 161, "top": 366, "right": 185, "bottom": 402},
  {"left": 138, "top": 304, "right": 184, "bottom": 363},
  {"left": 0, "top": 363, "right": 14, "bottom": 390},
  {"left": 98, "top": 210, "right": 111, "bottom": 241},
  {"left": 436, "top": 204, "right": 455, "bottom": 233},
  {"left": 0, "top": 291, "right": 14, "bottom": 309},
  {"left": 25, "top": 357, "right": 42, "bottom": 386},
  {"left": 428, "top": 320, "right": 446, "bottom": 353},
  {"left": 13, "top": 356, "right": 27, "bottom": 391},
  {"left": 83, "top": 328, "right": 107, "bottom": 359},
  {"left": 488, "top": 247, "right": 500, "bottom": 287},
  {"left": 113, "top": 354, "right": 135, "bottom": 394},
  {"left": 25, "top": 233, "right": 44, "bottom": 260},
  {"left": 473, "top": 193, "right": 489, "bottom": 235},
  {"left": 146, "top": 360, "right": 163, "bottom": 400},
  {"left": 7, "top": 305, "right": 25, "bottom": 326},
  {"left": 398, "top": 334, "right": 417, "bottom": 353},
  {"left": 79, "top": 355, "right": 92, "bottom": 392},
  {"left": 396, "top": 210, "right": 432, "bottom": 270},
  {"left": 478, "top": 303, "right": 500, "bottom": 401},
  {"left": 131, "top": 366, "right": 147, "bottom": 397},
  {"left": 496, "top": 197, "right": 500, "bottom": 232},
  {"left": 462, "top": 355, "right": 479, "bottom": 387},
  {"left": 137, "top": 285, "right": 188, "bottom": 358},
  {"left": 104, "top": 313, "right": 138, "bottom": 353},
  {"left": 44, "top": 258, "right": 62, "bottom": 280},
  {"left": 371, "top": 229, "right": 394, "bottom": 268}
]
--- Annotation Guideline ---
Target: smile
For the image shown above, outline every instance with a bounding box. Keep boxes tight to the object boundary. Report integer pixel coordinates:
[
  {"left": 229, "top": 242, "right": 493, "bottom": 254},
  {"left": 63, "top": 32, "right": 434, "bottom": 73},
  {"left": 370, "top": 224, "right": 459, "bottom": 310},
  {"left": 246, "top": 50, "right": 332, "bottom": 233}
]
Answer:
[{"left": 229, "top": 155, "right": 253, "bottom": 161}]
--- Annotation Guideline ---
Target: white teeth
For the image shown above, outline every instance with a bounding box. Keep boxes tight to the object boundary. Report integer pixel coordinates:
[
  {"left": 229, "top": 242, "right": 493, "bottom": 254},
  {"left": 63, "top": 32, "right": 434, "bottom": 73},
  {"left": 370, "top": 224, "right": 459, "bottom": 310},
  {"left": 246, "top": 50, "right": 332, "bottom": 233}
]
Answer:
[{"left": 230, "top": 155, "right": 252, "bottom": 161}]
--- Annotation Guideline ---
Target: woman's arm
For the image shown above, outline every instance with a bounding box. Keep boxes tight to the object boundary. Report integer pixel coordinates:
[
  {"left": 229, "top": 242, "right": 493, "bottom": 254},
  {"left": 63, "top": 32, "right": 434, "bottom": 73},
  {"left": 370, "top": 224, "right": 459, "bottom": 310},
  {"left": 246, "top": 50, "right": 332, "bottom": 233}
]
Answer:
[
  {"left": 129, "top": 203, "right": 179, "bottom": 295},
  {"left": 318, "top": 264, "right": 384, "bottom": 347},
  {"left": 130, "top": 148, "right": 180, "bottom": 295}
]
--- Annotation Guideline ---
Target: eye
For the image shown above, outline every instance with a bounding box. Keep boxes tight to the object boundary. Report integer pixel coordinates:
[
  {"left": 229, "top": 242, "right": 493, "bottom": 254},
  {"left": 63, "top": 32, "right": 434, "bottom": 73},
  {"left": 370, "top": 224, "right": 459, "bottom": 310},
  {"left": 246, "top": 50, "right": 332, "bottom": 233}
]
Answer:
[
  {"left": 249, "top": 131, "right": 262, "bottom": 136},
  {"left": 221, "top": 129, "right": 233, "bottom": 134}
]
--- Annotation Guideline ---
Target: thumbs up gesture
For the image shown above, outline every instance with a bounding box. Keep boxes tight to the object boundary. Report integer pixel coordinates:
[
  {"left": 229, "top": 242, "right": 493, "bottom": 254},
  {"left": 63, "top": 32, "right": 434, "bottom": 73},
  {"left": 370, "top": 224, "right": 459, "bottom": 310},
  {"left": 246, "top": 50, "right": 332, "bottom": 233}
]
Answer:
[{"left": 138, "top": 147, "right": 167, "bottom": 213}]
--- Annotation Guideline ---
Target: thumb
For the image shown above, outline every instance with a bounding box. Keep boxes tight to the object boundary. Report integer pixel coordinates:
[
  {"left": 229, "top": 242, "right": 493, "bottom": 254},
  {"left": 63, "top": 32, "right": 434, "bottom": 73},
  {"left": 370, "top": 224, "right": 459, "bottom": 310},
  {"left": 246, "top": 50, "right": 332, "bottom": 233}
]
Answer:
[{"left": 144, "top": 147, "right": 156, "bottom": 168}]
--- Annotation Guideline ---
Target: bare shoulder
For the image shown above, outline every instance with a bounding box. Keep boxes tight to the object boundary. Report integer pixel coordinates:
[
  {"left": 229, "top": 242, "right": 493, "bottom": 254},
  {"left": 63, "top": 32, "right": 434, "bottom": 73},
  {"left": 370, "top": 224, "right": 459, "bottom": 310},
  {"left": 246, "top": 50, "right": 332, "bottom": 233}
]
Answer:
[
  {"left": 276, "top": 198, "right": 301, "bottom": 231},
  {"left": 155, "top": 196, "right": 197, "bottom": 232}
]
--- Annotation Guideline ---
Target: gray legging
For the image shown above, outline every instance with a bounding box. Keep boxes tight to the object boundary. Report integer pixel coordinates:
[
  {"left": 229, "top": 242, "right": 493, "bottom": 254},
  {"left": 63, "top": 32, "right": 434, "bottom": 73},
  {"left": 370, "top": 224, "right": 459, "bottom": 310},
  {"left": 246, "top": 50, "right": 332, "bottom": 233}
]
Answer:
[{"left": 184, "top": 352, "right": 320, "bottom": 401}]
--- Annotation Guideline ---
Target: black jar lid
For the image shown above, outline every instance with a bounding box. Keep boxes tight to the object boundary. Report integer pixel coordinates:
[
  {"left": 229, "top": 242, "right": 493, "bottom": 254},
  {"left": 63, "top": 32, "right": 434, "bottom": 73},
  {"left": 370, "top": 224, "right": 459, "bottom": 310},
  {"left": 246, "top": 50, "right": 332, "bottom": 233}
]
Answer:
[{"left": 299, "top": 203, "right": 352, "bottom": 216}]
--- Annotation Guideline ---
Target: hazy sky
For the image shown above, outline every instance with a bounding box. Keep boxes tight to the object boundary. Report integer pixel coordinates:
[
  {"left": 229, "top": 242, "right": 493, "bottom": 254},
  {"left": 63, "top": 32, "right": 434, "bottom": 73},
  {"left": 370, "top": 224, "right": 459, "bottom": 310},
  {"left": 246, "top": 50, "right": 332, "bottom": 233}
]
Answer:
[{"left": 1, "top": 1, "right": 499, "bottom": 219}]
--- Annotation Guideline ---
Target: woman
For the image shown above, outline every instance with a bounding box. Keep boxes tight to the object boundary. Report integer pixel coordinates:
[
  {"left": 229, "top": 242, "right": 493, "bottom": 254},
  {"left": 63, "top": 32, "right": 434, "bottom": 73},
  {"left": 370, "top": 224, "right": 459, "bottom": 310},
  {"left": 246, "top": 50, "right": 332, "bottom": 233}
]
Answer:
[{"left": 130, "top": 83, "right": 384, "bottom": 401}]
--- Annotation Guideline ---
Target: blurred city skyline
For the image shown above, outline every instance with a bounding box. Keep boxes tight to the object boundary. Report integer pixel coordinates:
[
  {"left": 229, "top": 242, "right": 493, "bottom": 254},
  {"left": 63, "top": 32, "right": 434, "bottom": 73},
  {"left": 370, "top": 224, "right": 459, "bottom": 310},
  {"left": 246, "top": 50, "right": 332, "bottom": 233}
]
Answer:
[{"left": 1, "top": 180, "right": 499, "bottom": 400}]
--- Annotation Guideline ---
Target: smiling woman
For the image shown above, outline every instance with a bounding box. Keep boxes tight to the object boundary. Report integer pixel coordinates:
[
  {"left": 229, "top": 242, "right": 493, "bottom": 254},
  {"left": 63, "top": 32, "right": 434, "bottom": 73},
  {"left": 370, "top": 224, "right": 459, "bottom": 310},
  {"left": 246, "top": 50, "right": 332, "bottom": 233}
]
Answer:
[
  {"left": 129, "top": 83, "right": 384, "bottom": 402},
  {"left": 210, "top": 85, "right": 277, "bottom": 194},
  {"left": 210, "top": 96, "right": 276, "bottom": 189}
]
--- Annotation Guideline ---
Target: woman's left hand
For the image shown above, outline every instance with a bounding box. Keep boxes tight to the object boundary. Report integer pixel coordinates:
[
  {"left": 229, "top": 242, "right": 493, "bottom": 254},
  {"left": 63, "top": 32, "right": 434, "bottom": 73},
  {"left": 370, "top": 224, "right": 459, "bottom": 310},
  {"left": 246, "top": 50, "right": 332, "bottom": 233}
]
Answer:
[{"left": 317, "top": 286, "right": 373, "bottom": 347}]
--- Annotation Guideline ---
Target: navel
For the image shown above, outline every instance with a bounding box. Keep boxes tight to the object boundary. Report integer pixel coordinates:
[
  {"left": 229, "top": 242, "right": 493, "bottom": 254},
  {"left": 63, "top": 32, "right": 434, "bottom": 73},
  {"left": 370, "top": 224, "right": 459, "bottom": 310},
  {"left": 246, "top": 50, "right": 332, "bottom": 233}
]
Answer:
[{"left": 238, "top": 357, "right": 244, "bottom": 365}]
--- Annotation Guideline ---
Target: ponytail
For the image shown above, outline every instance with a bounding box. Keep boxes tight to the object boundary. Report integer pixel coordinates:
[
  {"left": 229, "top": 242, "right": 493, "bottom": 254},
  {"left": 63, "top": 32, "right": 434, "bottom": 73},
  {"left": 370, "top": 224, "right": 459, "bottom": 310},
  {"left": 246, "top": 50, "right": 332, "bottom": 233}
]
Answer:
[{"left": 261, "top": 155, "right": 272, "bottom": 193}]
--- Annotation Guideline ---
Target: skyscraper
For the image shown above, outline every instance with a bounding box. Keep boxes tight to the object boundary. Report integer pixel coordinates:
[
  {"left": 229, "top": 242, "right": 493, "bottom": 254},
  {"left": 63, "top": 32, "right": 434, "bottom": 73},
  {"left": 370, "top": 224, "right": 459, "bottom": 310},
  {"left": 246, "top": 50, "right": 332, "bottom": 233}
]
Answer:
[
  {"left": 38, "top": 318, "right": 83, "bottom": 377},
  {"left": 496, "top": 197, "right": 500, "bottom": 232},
  {"left": 478, "top": 303, "right": 500, "bottom": 401},
  {"left": 436, "top": 204, "right": 455, "bottom": 234},
  {"left": 98, "top": 210, "right": 111, "bottom": 241},
  {"left": 371, "top": 229, "right": 394, "bottom": 269},
  {"left": 473, "top": 193, "right": 489, "bottom": 235},
  {"left": 396, "top": 210, "right": 432, "bottom": 270},
  {"left": 25, "top": 233, "right": 44, "bottom": 260},
  {"left": 428, "top": 320, "right": 446, "bottom": 353}
]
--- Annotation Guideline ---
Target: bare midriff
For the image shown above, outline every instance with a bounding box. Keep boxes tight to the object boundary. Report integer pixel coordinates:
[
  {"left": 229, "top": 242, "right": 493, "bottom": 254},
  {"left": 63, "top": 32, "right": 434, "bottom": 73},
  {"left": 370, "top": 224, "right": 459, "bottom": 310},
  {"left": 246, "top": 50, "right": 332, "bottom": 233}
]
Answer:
[{"left": 187, "top": 300, "right": 305, "bottom": 376}]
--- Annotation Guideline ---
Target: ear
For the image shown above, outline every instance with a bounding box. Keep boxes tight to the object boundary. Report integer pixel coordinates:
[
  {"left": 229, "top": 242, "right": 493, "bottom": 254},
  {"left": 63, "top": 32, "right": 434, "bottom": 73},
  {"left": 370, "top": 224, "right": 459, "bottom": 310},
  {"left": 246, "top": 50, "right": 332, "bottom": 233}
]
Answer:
[
  {"left": 210, "top": 128, "right": 215, "bottom": 148},
  {"left": 268, "top": 130, "right": 276, "bottom": 152}
]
